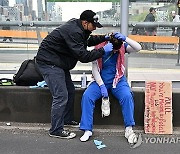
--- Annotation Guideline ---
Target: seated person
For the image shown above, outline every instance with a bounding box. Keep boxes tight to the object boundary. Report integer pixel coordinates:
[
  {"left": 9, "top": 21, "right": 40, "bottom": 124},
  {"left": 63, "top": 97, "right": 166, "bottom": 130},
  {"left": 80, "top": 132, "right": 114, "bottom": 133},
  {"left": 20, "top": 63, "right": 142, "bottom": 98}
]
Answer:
[{"left": 79, "top": 32, "right": 142, "bottom": 144}]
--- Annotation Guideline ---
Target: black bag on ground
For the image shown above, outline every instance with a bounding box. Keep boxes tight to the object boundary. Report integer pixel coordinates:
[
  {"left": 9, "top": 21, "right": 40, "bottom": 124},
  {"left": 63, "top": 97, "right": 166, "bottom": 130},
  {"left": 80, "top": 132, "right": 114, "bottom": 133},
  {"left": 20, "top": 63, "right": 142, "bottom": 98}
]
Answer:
[{"left": 13, "top": 58, "right": 43, "bottom": 86}]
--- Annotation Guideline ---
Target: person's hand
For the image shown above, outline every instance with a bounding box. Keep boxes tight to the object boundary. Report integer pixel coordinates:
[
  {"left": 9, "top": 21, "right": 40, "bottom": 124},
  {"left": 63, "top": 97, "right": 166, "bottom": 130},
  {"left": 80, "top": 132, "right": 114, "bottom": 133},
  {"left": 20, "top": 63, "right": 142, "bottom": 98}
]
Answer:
[
  {"left": 103, "top": 43, "right": 113, "bottom": 53},
  {"left": 105, "top": 34, "right": 110, "bottom": 40},
  {"left": 100, "top": 84, "right": 108, "bottom": 98},
  {"left": 113, "top": 32, "right": 126, "bottom": 41}
]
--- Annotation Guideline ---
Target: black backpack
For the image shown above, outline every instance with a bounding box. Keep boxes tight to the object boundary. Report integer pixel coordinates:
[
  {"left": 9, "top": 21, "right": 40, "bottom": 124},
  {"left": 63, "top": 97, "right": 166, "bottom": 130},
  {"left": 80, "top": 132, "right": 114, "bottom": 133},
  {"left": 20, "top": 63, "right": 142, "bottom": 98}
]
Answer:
[{"left": 13, "top": 58, "right": 43, "bottom": 86}]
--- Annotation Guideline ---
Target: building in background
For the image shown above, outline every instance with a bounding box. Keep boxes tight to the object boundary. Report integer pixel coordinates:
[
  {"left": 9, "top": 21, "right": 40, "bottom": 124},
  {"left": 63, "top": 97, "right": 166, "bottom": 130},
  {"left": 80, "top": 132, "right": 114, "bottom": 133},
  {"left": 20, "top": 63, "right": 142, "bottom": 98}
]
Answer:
[
  {"left": 47, "top": 1, "right": 55, "bottom": 21},
  {"left": 16, "top": 0, "right": 28, "bottom": 16},
  {"left": 0, "top": 1, "right": 177, "bottom": 22},
  {"left": 37, "top": 0, "right": 43, "bottom": 20},
  {"left": 0, "top": 0, "right": 9, "bottom": 6},
  {"left": 0, "top": 0, "right": 37, "bottom": 21},
  {"left": 0, "top": 0, "right": 9, "bottom": 20},
  {"left": 55, "top": 5, "right": 62, "bottom": 21}
]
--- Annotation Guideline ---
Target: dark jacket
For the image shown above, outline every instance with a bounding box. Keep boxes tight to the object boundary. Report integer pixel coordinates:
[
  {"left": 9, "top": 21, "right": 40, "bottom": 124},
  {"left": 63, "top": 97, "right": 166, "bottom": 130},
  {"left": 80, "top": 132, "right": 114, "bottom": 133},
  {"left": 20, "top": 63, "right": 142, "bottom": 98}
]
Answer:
[
  {"left": 36, "top": 18, "right": 106, "bottom": 70},
  {"left": 144, "top": 13, "right": 156, "bottom": 32},
  {"left": 2, "top": 19, "right": 11, "bottom": 30}
]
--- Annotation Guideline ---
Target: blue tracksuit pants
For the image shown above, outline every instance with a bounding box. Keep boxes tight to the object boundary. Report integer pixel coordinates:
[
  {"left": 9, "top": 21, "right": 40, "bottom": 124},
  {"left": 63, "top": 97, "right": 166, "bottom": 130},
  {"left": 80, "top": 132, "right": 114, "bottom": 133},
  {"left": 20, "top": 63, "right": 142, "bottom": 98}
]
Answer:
[{"left": 80, "top": 76, "right": 135, "bottom": 131}]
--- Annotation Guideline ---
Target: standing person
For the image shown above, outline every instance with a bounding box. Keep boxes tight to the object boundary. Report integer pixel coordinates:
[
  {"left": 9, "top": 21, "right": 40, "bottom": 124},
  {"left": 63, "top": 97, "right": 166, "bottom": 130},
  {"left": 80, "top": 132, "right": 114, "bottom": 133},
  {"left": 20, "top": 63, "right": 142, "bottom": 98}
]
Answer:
[
  {"left": 171, "top": 11, "right": 180, "bottom": 51},
  {"left": 2, "top": 18, "right": 13, "bottom": 42},
  {"left": 79, "top": 32, "right": 142, "bottom": 144},
  {"left": 36, "top": 10, "right": 113, "bottom": 139},
  {"left": 144, "top": 7, "right": 157, "bottom": 50}
]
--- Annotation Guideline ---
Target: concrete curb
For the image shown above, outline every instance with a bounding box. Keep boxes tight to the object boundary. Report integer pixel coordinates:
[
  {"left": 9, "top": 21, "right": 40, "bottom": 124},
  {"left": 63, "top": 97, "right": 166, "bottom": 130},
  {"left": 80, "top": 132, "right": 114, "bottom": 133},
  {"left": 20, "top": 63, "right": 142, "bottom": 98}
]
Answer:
[
  {"left": 0, "top": 43, "right": 38, "bottom": 48},
  {"left": 139, "top": 50, "right": 178, "bottom": 55}
]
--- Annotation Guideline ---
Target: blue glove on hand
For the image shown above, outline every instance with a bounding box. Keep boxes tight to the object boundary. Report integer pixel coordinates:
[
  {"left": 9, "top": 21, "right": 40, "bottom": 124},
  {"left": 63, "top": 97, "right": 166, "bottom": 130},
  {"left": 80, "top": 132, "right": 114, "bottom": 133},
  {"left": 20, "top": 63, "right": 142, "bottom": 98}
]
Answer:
[
  {"left": 103, "top": 43, "right": 113, "bottom": 53},
  {"left": 105, "top": 34, "right": 110, "bottom": 40},
  {"left": 100, "top": 84, "right": 108, "bottom": 98},
  {"left": 113, "top": 32, "right": 126, "bottom": 41}
]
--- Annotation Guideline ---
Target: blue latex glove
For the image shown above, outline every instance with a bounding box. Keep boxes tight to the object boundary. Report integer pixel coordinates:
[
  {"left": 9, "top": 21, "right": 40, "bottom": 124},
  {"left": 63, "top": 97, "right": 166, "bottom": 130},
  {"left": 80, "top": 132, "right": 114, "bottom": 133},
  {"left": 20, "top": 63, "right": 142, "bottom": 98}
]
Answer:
[
  {"left": 113, "top": 32, "right": 126, "bottom": 41},
  {"left": 100, "top": 84, "right": 108, "bottom": 98},
  {"left": 103, "top": 43, "right": 113, "bottom": 53},
  {"left": 105, "top": 34, "right": 110, "bottom": 40},
  {"left": 37, "top": 81, "right": 47, "bottom": 87}
]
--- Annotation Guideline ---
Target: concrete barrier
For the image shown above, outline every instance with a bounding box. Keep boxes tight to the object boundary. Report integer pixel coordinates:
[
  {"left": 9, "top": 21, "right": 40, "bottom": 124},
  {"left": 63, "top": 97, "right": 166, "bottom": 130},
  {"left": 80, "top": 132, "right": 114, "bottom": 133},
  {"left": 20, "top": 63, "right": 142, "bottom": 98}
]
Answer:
[{"left": 0, "top": 86, "right": 179, "bottom": 127}]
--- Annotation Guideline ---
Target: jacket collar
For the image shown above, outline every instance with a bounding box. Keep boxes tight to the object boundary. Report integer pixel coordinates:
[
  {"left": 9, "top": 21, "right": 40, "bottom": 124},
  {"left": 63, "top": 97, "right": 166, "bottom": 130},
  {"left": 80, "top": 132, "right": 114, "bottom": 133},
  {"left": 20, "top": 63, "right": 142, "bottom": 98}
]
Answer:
[{"left": 78, "top": 19, "right": 84, "bottom": 31}]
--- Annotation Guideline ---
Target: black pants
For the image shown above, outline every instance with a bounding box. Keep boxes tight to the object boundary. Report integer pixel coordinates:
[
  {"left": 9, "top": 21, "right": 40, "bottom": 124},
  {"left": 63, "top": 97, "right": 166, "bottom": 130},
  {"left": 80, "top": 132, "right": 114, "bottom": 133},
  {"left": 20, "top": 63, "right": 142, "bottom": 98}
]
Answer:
[
  {"left": 145, "top": 31, "right": 156, "bottom": 50},
  {"left": 3, "top": 37, "right": 13, "bottom": 42},
  {"left": 37, "top": 63, "right": 75, "bottom": 134}
]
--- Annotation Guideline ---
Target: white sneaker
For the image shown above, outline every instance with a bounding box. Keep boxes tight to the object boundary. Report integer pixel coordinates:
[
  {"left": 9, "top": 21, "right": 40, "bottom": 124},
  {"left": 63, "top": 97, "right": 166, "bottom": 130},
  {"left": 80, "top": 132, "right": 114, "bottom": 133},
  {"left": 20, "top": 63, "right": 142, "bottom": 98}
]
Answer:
[
  {"left": 80, "top": 130, "right": 92, "bottom": 142},
  {"left": 101, "top": 97, "right": 110, "bottom": 117},
  {"left": 125, "top": 129, "right": 137, "bottom": 144}
]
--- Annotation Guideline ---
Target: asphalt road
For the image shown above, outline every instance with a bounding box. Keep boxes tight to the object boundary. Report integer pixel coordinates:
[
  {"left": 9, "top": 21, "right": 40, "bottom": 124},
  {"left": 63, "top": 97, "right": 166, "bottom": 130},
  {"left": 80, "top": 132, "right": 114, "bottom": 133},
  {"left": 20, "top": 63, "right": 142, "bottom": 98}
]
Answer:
[
  {"left": 0, "top": 127, "right": 180, "bottom": 154},
  {"left": 128, "top": 52, "right": 179, "bottom": 69},
  {"left": 0, "top": 50, "right": 179, "bottom": 69}
]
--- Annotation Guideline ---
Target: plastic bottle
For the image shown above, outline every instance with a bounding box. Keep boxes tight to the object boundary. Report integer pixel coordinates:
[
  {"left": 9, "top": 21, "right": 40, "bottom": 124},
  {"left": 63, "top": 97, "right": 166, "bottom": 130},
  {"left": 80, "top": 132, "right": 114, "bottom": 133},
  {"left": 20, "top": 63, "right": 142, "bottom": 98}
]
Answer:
[{"left": 81, "top": 72, "right": 87, "bottom": 88}]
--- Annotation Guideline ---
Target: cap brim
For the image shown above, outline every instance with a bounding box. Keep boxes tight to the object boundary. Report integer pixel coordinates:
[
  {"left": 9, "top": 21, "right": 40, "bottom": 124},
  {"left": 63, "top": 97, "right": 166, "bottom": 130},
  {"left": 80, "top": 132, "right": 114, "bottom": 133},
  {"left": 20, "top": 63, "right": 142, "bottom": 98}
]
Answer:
[{"left": 93, "top": 22, "right": 103, "bottom": 28}]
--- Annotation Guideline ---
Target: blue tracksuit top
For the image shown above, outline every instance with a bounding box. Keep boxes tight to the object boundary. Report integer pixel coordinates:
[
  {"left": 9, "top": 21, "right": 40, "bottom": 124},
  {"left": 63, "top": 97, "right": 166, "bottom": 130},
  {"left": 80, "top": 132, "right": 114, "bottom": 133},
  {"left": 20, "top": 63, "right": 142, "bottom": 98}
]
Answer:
[
  {"left": 101, "top": 51, "right": 118, "bottom": 85},
  {"left": 101, "top": 43, "right": 128, "bottom": 85}
]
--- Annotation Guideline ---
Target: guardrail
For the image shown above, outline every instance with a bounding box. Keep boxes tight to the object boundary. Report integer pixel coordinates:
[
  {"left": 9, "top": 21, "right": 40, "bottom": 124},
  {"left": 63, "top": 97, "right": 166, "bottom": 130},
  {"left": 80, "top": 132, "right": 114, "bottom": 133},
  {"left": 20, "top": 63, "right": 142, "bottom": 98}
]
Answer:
[
  {"left": 128, "top": 35, "right": 179, "bottom": 44},
  {"left": 0, "top": 21, "right": 180, "bottom": 27},
  {"left": 0, "top": 30, "right": 48, "bottom": 39},
  {"left": 131, "top": 81, "right": 180, "bottom": 90},
  {"left": 0, "top": 30, "right": 178, "bottom": 43},
  {"left": 0, "top": 21, "right": 179, "bottom": 44}
]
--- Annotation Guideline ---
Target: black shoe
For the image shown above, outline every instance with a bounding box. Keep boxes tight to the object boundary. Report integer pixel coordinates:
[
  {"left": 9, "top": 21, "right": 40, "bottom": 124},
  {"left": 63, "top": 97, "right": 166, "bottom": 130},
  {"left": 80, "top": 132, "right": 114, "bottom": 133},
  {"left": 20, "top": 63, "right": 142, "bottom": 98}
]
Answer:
[
  {"left": 49, "top": 130, "right": 76, "bottom": 139},
  {"left": 64, "top": 120, "right": 80, "bottom": 128}
]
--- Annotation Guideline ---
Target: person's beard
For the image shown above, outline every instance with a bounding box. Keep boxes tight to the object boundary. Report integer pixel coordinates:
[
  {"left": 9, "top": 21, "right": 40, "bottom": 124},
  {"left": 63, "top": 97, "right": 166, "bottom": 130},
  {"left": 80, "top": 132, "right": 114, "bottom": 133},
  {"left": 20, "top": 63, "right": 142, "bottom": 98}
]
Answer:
[{"left": 84, "top": 30, "right": 92, "bottom": 40}]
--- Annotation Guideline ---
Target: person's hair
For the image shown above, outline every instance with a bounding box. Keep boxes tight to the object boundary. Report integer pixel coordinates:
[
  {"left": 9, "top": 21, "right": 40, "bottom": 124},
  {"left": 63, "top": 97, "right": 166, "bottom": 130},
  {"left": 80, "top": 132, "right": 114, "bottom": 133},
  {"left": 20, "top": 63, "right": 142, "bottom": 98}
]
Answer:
[
  {"left": 149, "top": 7, "right": 155, "bottom": 13},
  {"left": 109, "top": 34, "right": 123, "bottom": 50}
]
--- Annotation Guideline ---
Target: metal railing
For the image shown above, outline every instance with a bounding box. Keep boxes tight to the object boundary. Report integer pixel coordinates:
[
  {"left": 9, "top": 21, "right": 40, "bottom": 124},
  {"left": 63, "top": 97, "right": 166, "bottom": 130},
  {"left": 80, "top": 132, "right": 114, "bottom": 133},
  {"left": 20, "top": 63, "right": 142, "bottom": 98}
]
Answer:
[{"left": 0, "top": 21, "right": 180, "bottom": 27}]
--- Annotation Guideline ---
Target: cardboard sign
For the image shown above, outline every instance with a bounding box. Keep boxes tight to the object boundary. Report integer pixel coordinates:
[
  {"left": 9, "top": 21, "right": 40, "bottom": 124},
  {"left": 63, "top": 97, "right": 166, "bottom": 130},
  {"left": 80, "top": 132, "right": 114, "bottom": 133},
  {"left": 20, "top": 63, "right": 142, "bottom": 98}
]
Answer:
[{"left": 144, "top": 81, "right": 172, "bottom": 134}]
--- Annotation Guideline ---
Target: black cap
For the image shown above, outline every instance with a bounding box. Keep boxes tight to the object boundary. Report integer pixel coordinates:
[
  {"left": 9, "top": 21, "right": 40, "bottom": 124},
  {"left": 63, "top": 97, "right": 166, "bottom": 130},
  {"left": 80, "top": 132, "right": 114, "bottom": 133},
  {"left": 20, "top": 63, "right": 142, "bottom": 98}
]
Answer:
[
  {"left": 149, "top": 7, "right": 156, "bottom": 12},
  {"left": 80, "top": 10, "right": 103, "bottom": 28}
]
